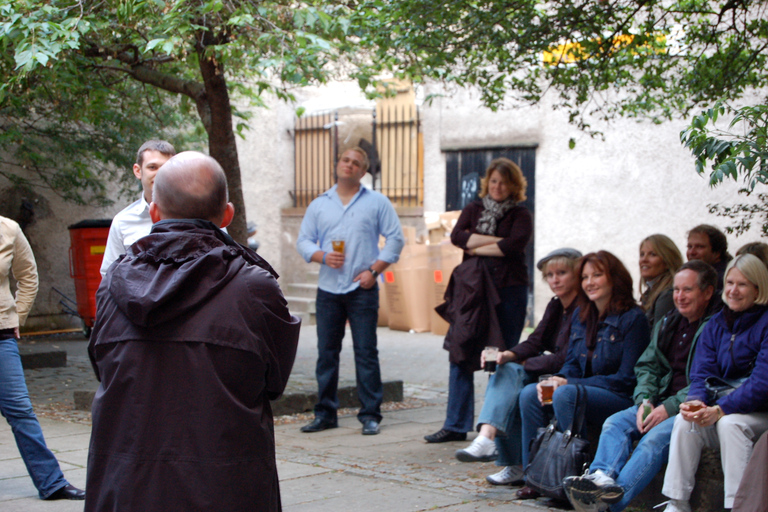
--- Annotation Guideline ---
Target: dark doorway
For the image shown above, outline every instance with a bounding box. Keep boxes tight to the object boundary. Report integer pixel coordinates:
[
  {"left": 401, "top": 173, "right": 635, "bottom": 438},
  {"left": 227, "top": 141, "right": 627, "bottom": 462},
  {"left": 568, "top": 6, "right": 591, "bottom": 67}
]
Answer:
[{"left": 445, "top": 146, "right": 537, "bottom": 324}]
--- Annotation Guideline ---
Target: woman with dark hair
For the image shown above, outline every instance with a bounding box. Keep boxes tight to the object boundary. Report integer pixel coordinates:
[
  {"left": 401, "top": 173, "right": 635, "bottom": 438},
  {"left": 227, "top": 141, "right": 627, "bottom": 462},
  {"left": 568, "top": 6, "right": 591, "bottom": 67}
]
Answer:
[
  {"left": 515, "top": 251, "right": 651, "bottom": 500},
  {"left": 426, "top": 157, "right": 533, "bottom": 443},
  {"left": 639, "top": 234, "right": 683, "bottom": 326}
]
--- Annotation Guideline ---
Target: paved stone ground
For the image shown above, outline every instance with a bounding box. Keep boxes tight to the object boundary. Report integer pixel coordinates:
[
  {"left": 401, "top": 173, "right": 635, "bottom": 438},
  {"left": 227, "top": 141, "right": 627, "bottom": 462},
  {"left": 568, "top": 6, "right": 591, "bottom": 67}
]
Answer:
[{"left": 2, "top": 327, "right": 567, "bottom": 511}]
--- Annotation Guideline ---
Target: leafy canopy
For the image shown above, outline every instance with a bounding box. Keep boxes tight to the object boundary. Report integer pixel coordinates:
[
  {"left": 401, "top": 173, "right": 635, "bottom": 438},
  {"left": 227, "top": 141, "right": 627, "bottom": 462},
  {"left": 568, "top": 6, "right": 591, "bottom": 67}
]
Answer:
[
  {"left": 354, "top": 0, "right": 768, "bottom": 130},
  {"left": 0, "top": 0, "right": 354, "bottom": 209}
]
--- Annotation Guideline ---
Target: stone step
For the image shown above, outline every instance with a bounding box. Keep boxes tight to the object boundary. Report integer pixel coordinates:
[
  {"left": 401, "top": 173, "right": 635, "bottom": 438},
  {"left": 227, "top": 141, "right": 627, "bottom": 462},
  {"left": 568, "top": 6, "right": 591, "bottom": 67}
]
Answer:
[
  {"left": 19, "top": 346, "right": 66, "bottom": 369},
  {"left": 291, "top": 311, "right": 316, "bottom": 326},
  {"left": 74, "top": 380, "right": 404, "bottom": 416},
  {"left": 286, "top": 296, "right": 316, "bottom": 314},
  {"left": 285, "top": 282, "right": 318, "bottom": 299}
]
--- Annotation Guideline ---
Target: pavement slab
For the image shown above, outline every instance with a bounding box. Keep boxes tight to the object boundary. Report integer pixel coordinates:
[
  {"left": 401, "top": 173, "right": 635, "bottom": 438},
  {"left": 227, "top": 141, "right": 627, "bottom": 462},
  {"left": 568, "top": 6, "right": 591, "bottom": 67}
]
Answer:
[{"left": 1, "top": 326, "right": 557, "bottom": 511}]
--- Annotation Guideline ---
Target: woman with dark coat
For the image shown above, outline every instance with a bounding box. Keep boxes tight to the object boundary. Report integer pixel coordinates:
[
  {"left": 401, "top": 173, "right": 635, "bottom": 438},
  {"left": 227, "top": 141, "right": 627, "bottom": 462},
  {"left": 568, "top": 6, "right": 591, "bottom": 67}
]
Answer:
[{"left": 426, "top": 158, "right": 533, "bottom": 443}]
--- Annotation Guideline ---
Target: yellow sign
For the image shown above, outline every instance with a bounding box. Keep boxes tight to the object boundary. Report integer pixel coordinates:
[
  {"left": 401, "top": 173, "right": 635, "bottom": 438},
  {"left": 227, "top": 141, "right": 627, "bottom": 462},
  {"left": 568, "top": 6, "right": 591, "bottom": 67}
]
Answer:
[
  {"left": 542, "top": 34, "right": 666, "bottom": 65},
  {"left": 90, "top": 245, "right": 106, "bottom": 255}
]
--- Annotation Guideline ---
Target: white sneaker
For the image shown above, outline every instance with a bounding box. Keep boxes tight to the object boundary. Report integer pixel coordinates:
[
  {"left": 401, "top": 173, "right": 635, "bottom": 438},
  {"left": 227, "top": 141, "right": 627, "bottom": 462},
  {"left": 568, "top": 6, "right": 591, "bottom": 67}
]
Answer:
[
  {"left": 654, "top": 499, "right": 692, "bottom": 512},
  {"left": 486, "top": 465, "right": 525, "bottom": 485},
  {"left": 454, "top": 435, "right": 497, "bottom": 462}
]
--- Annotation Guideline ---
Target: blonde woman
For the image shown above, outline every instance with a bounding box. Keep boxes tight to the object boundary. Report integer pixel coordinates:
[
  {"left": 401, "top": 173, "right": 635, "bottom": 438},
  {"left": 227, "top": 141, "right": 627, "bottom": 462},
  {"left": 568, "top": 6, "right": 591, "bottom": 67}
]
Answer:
[
  {"left": 661, "top": 254, "right": 768, "bottom": 512},
  {"left": 639, "top": 234, "right": 683, "bottom": 326}
]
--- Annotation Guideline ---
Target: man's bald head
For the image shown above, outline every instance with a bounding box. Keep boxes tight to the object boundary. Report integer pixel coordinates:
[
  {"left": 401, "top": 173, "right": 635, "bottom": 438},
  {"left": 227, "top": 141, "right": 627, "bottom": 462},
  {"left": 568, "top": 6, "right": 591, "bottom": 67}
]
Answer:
[{"left": 152, "top": 152, "right": 230, "bottom": 224}]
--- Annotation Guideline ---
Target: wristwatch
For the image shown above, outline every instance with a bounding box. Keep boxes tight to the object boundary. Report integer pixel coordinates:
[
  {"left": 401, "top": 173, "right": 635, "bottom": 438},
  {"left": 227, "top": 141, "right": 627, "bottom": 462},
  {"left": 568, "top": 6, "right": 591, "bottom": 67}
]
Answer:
[{"left": 368, "top": 267, "right": 379, "bottom": 278}]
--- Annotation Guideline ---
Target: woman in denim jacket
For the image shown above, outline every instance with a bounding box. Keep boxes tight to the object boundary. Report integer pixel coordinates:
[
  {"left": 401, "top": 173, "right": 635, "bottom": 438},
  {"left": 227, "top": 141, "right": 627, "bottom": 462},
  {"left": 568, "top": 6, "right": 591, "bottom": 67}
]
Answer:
[{"left": 516, "top": 251, "right": 651, "bottom": 500}]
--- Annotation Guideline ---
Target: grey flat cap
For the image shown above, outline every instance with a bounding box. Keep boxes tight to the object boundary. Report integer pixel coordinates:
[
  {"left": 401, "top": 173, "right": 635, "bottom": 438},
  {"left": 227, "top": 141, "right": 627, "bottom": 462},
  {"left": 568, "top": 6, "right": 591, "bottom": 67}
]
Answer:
[{"left": 536, "top": 248, "right": 583, "bottom": 270}]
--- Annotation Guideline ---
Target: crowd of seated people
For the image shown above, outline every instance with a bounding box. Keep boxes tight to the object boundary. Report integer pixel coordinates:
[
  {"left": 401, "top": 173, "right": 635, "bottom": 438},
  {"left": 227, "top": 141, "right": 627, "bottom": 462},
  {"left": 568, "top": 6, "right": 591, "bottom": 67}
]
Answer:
[{"left": 437, "top": 221, "right": 768, "bottom": 512}]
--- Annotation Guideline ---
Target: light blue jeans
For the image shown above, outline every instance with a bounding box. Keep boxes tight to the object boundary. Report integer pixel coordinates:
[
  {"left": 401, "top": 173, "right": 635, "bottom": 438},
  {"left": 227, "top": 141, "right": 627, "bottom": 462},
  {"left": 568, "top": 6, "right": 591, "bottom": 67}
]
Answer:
[
  {"left": 0, "top": 336, "right": 68, "bottom": 498},
  {"left": 476, "top": 362, "right": 534, "bottom": 466},
  {"left": 590, "top": 405, "right": 675, "bottom": 512}
]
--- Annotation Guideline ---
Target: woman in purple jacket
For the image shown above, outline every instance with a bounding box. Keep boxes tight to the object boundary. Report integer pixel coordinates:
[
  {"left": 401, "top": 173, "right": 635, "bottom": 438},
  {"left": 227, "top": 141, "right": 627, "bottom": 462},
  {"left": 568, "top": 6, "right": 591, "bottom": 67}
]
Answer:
[{"left": 660, "top": 253, "right": 768, "bottom": 512}]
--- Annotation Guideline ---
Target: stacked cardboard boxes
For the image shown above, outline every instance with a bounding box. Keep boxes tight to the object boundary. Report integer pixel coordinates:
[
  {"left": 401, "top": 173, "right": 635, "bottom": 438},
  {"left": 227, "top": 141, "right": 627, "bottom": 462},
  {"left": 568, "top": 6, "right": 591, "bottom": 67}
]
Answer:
[{"left": 379, "top": 214, "right": 463, "bottom": 334}]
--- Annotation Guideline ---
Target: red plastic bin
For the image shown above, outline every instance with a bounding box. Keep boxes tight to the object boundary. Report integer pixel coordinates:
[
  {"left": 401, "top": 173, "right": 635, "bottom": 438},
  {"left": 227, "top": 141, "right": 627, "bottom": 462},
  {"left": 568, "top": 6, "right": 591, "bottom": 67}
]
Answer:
[{"left": 68, "top": 219, "right": 111, "bottom": 336}]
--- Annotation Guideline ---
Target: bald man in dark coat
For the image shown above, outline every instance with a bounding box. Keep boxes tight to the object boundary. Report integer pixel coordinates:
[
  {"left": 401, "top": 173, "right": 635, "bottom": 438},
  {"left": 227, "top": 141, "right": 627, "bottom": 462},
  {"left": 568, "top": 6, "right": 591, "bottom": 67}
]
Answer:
[{"left": 85, "top": 152, "right": 301, "bottom": 511}]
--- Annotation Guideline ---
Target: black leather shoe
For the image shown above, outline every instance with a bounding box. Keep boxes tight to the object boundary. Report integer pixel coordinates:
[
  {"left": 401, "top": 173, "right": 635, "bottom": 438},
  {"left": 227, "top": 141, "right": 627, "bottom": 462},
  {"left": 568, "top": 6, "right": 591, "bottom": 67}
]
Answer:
[
  {"left": 515, "top": 486, "right": 541, "bottom": 500},
  {"left": 424, "top": 429, "right": 467, "bottom": 443},
  {"left": 46, "top": 484, "right": 85, "bottom": 500},
  {"left": 362, "top": 419, "right": 380, "bottom": 435},
  {"left": 300, "top": 417, "right": 338, "bottom": 433}
]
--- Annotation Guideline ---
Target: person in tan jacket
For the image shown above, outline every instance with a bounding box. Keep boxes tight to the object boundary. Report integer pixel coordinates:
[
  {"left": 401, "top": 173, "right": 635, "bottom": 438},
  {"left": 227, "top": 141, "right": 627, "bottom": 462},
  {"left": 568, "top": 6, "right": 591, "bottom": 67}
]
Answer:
[{"left": 0, "top": 216, "right": 84, "bottom": 500}]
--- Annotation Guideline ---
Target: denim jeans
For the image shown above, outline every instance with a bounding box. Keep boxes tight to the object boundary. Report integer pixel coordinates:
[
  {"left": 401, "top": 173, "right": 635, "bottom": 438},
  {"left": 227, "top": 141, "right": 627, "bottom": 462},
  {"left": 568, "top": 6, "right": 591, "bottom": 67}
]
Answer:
[
  {"left": 0, "top": 336, "right": 68, "bottom": 498},
  {"left": 443, "top": 285, "right": 528, "bottom": 433},
  {"left": 589, "top": 405, "right": 674, "bottom": 512},
  {"left": 315, "top": 286, "right": 382, "bottom": 423},
  {"left": 476, "top": 362, "right": 534, "bottom": 466},
  {"left": 519, "top": 383, "right": 633, "bottom": 468}
]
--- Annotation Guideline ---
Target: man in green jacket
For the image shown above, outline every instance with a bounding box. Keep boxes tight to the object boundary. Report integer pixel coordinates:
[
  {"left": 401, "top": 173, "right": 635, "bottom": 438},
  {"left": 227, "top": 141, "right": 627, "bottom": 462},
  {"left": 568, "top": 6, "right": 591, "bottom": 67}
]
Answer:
[{"left": 564, "top": 260, "right": 720, "bottom": 512}]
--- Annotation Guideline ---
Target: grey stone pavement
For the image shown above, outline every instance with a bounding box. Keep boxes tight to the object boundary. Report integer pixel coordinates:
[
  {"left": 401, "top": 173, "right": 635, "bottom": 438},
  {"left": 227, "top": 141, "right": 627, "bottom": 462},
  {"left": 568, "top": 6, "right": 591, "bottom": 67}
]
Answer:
[{"left": 0, "top": 326, "right": 563, "bottom": 511}]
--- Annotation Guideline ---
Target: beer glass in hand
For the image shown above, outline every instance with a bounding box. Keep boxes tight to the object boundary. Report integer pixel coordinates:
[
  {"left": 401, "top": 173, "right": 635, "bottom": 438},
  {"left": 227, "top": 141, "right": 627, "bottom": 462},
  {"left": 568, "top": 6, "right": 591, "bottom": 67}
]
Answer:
[
  {"left": 483, "top": 346, "right": 499, "bottom": 373},
  {"left": 539, "top": 375, "right": 555, "bottom": 405}
]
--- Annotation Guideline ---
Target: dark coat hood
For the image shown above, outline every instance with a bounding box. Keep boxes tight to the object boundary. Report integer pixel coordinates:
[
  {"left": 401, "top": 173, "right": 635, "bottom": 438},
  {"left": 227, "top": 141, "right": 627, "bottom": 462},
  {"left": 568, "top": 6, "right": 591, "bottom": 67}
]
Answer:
[{"left": 105, "top": 219, "right": 277, "bottom": 327}]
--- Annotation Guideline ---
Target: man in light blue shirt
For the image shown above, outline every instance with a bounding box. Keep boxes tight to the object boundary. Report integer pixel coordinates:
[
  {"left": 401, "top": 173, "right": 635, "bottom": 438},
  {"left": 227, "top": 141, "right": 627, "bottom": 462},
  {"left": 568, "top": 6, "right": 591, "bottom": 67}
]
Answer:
[{"left": 296, "top": 147, "right": 404, "bottom": 436}]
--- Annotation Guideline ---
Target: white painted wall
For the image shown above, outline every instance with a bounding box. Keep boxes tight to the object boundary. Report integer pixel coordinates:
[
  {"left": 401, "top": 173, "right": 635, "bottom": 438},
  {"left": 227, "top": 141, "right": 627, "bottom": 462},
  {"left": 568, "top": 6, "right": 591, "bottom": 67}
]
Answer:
[{"left": 419, "top": 83, "right": 763, "bottom": 319}]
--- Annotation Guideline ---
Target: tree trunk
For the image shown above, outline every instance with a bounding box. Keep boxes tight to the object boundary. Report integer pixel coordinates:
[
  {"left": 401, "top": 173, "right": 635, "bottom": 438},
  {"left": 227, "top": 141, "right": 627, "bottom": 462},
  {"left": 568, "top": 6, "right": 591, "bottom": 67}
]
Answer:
[{"left": 198, "top": 54, "right": 247, "bottom": 244}]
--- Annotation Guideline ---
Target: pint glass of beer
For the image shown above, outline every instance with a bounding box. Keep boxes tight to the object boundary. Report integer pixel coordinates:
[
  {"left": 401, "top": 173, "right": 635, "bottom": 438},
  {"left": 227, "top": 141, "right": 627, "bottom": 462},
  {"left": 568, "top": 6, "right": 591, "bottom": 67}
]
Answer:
[{"left": 539, "top": 375, "right": 555, "bottom": 405}]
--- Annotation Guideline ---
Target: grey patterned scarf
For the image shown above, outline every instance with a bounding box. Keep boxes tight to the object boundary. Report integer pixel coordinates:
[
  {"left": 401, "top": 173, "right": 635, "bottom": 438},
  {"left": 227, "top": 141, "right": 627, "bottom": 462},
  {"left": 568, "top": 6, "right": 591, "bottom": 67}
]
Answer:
[{"left": 475, "top": 196, "right": 516, "bottom": 235}]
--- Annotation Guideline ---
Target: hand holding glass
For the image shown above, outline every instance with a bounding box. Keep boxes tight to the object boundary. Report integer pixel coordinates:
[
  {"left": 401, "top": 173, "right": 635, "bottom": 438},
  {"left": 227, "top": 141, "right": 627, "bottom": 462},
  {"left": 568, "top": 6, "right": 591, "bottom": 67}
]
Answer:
[
  {"left": 483, "top": 346, "right": 498, "bottom": 373},
  {"left": 684, "top": 399, "right": 705, "bottom": 434},
  {"left": 539, "top": 375, "right": 555, "bottom": 405}
]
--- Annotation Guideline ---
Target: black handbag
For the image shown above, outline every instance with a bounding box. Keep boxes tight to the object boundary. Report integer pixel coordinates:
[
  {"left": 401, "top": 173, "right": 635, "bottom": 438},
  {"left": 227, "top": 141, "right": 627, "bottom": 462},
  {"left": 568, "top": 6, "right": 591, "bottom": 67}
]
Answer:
[
  {"left": 524, "top": 385, "right": 591, "bottom": 502},
  {"left": 705, "top": 375, "right": 749, "bottom": 401}
]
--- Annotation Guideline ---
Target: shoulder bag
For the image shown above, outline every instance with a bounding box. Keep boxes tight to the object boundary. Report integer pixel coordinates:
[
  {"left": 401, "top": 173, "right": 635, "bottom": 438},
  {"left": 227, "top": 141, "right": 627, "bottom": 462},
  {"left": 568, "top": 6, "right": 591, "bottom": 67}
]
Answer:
[{"left": 524, "top": 385, "right": 591, "bottom": 502}]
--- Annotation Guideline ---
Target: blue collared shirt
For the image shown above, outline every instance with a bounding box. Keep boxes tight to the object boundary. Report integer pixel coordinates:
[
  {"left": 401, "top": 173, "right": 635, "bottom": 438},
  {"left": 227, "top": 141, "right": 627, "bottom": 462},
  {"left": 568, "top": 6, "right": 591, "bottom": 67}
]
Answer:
[{"left": 297, "top": 185, "right": 405, "bottom": 295}]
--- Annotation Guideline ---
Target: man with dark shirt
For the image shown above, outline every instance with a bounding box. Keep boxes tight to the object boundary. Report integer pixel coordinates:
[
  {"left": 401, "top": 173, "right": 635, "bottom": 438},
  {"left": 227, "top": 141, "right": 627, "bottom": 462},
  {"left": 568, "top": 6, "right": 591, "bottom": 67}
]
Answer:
[
  {"left": 686, "top": 224, "right": 732, "bottom": 288},
  {"left": 564, "top": 260, "right": 720, "bottom": 512}
]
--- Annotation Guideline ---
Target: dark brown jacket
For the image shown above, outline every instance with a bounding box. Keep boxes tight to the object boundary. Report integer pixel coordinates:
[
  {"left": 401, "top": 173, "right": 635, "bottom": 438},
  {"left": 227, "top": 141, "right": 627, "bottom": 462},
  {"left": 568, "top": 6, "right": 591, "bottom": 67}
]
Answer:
[
  {"left": 85, "top": 220, "right": 301, "bottom": 512},
  {"left": 450, "top": 200, "right": 533, "bottom": 288}
]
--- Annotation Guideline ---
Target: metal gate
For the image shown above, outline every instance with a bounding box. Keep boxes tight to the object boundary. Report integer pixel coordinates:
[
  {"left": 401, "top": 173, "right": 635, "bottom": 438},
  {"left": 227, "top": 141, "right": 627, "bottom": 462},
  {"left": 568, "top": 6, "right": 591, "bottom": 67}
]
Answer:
[{"left": 293, "top": 105, "right": 422, "bottom": 208}]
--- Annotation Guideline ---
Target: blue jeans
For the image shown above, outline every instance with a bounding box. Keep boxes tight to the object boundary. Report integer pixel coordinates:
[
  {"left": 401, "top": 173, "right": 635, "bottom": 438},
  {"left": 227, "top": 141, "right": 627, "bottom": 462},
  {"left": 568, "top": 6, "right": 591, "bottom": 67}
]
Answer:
[
  {"left": 315, "top": 286, "right": 382, "bottom": 423},
  {"left": 476, "top": 362, "right": 534, "bottom": 466},
  {"left": 590, "top": 405, "right": 675, "bottom": 512},
  {"left": 520, "top": 383, "right": 633, "bottom": 468},
  {"left": 0, "top": 336, "right": 68, "bottom": 498},
  {"left": 443, "top": 285, "right": 528, "bottom": 433}
]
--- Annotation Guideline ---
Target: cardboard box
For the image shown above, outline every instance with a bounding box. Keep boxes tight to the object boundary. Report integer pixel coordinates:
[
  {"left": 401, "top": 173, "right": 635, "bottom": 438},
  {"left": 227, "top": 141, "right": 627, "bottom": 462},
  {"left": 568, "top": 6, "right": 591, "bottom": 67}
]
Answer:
[
  {"left": 383, "top": 244, "right": 431, "bottom": 332},
  {"left": 377, "top": 274, "right": 389, "bottom": 327},
  {"left": 439, "top": 211, "right": 461, "bottom": 233},
  {"left": 383, "top": 267, "right": 432, "bottom": 332},
  {"left": 427, "top": 243, "right": 464, "bottom": 335},
  {"left": 398, "top": 243, "right": 429, "bottom": 268},
  {"left": 401, "top": 225, "right": 418, "bottom": 245}
]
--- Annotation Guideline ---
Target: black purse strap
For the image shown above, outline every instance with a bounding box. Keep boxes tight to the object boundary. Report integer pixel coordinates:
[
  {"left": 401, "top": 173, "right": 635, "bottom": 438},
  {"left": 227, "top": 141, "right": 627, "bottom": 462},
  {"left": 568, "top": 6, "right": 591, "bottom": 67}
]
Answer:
[{"left": 566, "top": 385, "right": 588, "bottom": 436}]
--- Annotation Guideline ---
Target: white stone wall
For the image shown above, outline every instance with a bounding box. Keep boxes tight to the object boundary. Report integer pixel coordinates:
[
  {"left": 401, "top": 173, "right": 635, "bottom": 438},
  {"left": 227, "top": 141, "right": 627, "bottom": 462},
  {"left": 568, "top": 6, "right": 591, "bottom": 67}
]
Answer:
[{"left": 419, "top": 83, "right": 763, "bottom": 320}]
